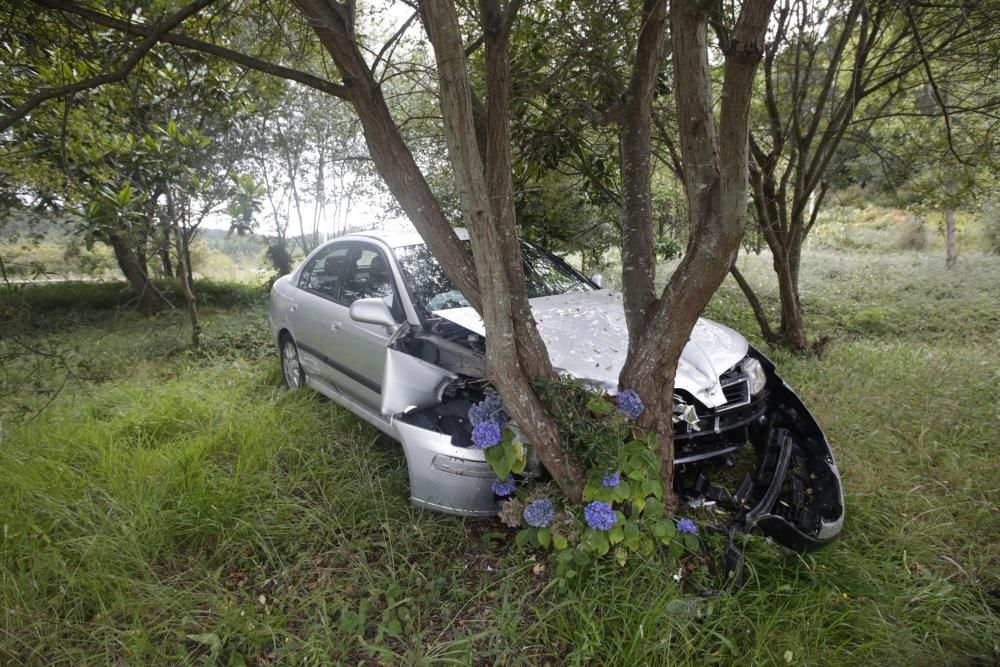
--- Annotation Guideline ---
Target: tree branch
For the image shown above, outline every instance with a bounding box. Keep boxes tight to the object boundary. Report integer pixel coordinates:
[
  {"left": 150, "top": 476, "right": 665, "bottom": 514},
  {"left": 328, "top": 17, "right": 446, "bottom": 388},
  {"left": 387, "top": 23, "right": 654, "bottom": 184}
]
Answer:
[
  {"left": 2, "top": 0, "right": 218, "bottom": 133},
  {"left": 370, "top": 9, "right": 420, "bottom": 77},
  {"left": 904, "top": 4, "right": 968, "bottom": 165},
  {"left": 29, "top": 0, "right": 348, "bottom": 100}
]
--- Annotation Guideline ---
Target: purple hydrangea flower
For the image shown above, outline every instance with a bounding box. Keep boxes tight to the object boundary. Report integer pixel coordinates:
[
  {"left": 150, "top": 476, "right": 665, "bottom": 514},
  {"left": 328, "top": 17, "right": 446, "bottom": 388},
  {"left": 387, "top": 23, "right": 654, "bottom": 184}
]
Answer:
[
  {"left": 616, "top": 389, "right": 644, "bottom": 420},
  {"left": 491, "top": 476, "right": 517, "bottom": 496},
  {"left": 523, "top": 499, "right": 555, "bottom": 528},
  {"left": 602, "top": 471, "right": 621, "bottom": 488},
  {"left": 676, "top": 518, "right": 698, "bottom": 534},
  {"left": 583, "top": 501, "right": 617, "bottom": 531},
  {"left": 468, "top": 394, "right": 510, "bottom": 429},
  {"left": 471, "top": 421, "right": 502, "bottom": 449}
]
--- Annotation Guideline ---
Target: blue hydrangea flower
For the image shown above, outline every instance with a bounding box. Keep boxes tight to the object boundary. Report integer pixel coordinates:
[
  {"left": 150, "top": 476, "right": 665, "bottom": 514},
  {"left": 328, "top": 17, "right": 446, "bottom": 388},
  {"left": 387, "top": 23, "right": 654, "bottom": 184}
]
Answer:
[
  {"left": 616, "top": 389, "right": 644, "bottom": 420},
  {"left": 583, "top": 501, "right": 617, "bottom": 531},
  {"left": 677, "top": 518, "right": 698, "bottom": 534},
  {"left": 523, "top": 499, "right": 555, "bottom": 528},
  {"left": 468, "top": 394, "right": 510, "bottom": 429},
  {"left": 602, "top": 471, "right": 621, "bottom": 488},
  {"left": 471, "top": 421, "right": 502, "bottom": 449},
  {"left": 491, "top": 476, "right": 517, "bottom": 496}
]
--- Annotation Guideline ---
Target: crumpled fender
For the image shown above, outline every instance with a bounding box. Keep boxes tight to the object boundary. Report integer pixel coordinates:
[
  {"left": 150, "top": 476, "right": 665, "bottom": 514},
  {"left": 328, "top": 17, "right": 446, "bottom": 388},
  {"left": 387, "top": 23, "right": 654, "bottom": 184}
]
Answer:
[{"left": 729, "top": 350, "right": 845, "bottom": 552}]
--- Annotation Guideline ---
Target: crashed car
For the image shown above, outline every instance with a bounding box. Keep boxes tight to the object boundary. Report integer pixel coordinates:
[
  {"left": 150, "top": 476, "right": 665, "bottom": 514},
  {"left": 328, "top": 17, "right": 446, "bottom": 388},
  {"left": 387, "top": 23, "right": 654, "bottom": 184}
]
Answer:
[{"left": 269, "top": 228, "right": 844, "bottom": 550}]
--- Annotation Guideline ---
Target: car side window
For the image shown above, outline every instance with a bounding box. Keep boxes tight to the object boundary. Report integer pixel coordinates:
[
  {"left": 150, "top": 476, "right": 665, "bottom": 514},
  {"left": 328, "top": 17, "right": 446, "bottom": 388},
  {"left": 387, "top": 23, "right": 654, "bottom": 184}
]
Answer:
[
  {"left": 341, "top": 246, "right": 403, "bottom": 321},
  {"left": 298, "top": 244, "right": 350, "bottom": 300}
]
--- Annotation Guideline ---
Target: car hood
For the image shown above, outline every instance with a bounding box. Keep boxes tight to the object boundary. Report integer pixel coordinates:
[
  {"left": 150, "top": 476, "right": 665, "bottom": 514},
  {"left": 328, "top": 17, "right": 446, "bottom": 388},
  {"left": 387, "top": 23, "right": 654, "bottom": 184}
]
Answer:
[{"left": 433, "top": 289, "right": 748, "bottom": 407}]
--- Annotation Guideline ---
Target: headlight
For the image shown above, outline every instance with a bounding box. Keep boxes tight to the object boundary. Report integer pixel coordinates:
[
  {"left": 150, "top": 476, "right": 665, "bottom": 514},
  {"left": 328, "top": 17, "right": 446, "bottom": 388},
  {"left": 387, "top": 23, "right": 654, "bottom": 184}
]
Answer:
[{"left": 742, "top": 357, "right": 767, "bottom": 395}]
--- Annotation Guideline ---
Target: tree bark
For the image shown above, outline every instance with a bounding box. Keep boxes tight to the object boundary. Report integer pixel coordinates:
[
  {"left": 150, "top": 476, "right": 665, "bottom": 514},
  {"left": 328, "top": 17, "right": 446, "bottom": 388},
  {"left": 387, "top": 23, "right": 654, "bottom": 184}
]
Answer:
[
  {"left": 619, "top": 0, "right": 668, "bottom": 347},
  {"left": 774, "top": 249, "right": 809, "bottom": 351},
  {"left": 106, "top": 232, "right": 167, "bottom": 317},
  {"left": 621, "top": 0, "right": 773, "bottom": 505},
  {"left": 159, "top": 224, "right": 174, "bottom": 277},
  {"left": 175, "top": 226, "right": 201, "bottom": 348},
  {"left": 166, "top": 191, "right": 201, "bottom": 347},
  {"left": 424, "top": 0, "right": 583, "bottom": 500},
  {"left": 480, "top": 0, "right": 553, "bottom": 381},
  {"left": 945, "top": 208, "right": 958, "bottom": 269},
  {"left": 730, "top": 264, "right": 777, "bottom": 343}
]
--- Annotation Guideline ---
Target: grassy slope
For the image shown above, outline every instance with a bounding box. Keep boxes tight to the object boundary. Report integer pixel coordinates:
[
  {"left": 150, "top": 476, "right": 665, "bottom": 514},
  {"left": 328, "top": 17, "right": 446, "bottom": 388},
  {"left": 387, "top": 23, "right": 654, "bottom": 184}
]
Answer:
[{"left": 1, "top": 254, "right": 998, "bottom": 665}]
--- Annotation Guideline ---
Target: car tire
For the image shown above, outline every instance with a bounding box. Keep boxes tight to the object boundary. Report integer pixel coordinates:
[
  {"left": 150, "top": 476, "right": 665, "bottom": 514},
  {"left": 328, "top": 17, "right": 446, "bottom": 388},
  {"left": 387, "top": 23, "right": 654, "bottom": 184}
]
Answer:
[{"left": 280, "top": 334, "right": 305, "bottom": 390}]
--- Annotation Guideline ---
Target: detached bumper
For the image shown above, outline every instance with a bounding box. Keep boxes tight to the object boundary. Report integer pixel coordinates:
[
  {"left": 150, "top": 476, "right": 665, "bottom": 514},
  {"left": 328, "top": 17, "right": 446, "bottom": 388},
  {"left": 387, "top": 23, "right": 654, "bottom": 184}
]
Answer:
[{"left": 729, "top": 376, "right": 845, "bottom": 551}]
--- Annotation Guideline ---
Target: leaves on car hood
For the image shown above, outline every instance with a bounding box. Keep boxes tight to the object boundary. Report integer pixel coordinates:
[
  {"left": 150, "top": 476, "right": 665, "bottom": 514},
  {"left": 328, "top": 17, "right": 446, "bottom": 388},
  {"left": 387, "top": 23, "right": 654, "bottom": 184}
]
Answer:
[{"left": 433, "top": 289, "right": 748, "bottom": 407}]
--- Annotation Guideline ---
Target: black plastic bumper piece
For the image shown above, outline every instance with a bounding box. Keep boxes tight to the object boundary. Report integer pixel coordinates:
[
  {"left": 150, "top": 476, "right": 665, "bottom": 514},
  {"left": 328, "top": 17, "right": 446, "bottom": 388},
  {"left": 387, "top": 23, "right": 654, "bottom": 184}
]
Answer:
[{"left": 730, "top": 376, "right": 845, "bottom": 552}]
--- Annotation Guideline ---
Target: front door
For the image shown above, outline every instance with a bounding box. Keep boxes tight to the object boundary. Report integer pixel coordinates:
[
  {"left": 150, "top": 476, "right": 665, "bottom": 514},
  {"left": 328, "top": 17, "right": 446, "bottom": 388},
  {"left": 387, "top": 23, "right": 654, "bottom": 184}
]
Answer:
[{"left": 314, "top": 242, "right": 403, "bottom": 409}]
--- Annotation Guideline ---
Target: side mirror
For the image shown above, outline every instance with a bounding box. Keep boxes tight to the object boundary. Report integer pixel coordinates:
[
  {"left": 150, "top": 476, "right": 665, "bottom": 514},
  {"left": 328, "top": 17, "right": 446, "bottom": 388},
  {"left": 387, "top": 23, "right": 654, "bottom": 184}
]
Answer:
[
  {"left": 350, "top": 297, "right": 397, "bottom": 328},
  {"left": 589, "top": 273, "right": 604, "bottom": 288}
]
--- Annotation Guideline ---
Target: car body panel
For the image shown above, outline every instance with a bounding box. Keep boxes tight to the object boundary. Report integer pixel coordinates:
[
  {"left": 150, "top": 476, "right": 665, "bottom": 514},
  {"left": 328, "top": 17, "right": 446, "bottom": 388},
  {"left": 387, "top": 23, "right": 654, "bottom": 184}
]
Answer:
[
  {"left": 392, "top": 419, "right": 499, "bottom": 515},
  {"left": 380, "top": 346, "right": 456, "bottom": 417},
  {"left": 433, "top": 289, "right": 747, "bottom": 407}
]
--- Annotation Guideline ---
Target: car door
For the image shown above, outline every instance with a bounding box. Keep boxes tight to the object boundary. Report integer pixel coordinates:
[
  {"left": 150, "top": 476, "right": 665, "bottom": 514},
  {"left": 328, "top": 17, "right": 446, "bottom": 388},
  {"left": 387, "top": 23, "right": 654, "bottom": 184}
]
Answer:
[
  {"left": 288, "top": 242, "right": 353, "bottom": 387},
  {"left": 325, "top": 243, "right": 405, "bottom": 409}
]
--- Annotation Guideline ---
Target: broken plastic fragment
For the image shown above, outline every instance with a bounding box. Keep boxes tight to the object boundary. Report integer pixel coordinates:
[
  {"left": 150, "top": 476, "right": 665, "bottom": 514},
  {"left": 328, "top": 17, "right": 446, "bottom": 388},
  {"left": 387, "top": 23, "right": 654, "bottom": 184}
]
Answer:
[{"left": 673, "top": 402, "right": 701, "bottom": 430}]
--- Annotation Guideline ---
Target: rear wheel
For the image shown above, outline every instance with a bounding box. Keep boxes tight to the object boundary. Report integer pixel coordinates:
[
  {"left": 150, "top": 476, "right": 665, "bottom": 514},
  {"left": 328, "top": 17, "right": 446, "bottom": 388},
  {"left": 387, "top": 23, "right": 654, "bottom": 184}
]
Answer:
[{"left": 280, "top": 335, "right": 304, "bottom": 389}]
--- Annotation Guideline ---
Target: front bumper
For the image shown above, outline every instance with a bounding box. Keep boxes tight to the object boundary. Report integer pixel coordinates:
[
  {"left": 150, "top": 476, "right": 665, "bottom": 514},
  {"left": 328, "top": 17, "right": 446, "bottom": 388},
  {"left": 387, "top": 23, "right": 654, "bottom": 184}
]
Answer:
[
  {"left": 393, "top": 418, "right": 501, "bottom": 516},
  {"left": 728, "top": 375, "right": 845, "bottom": 550},
  {"left": 394, "top": 357, "right": 844, "bottom": 552}
]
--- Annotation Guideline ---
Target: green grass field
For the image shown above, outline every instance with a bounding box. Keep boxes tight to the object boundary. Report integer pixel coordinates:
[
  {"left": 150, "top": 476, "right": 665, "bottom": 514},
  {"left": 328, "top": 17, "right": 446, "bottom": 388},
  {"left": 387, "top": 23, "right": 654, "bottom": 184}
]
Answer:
[{"left": 1, "top": 250, "right": 998, "bottom": 665}]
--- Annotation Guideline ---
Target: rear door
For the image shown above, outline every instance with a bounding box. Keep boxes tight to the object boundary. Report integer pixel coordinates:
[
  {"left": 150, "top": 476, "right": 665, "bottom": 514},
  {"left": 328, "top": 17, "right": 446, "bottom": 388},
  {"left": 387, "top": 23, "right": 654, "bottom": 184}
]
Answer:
[{"left": 289, "top": 242, "right": 352, "bottom": 386}]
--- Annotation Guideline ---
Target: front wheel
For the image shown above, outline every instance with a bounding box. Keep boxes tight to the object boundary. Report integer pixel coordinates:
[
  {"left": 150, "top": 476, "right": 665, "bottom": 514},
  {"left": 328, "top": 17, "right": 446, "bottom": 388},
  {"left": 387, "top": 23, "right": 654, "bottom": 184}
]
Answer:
[{"left": 280, "top": 335, "right": 304, "bottom": 389}]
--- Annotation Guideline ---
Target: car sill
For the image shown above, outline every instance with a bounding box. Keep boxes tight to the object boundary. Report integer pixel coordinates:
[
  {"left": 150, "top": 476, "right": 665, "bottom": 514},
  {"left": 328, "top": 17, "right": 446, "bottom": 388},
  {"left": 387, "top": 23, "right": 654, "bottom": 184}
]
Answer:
[{"left": 306, "top": 376, "right": 395, "bottom": 438}]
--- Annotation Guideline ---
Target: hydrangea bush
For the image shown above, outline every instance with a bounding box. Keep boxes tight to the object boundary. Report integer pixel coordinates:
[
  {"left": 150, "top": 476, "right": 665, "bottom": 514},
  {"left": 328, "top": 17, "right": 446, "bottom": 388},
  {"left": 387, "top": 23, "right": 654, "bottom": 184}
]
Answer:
[{"left": 468, "top": 383, "right": 700, "bottom": 577}]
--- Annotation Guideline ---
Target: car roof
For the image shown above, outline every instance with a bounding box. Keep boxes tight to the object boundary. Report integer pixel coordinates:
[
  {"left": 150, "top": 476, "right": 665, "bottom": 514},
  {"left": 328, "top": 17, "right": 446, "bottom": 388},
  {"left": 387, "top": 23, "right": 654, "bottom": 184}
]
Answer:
[{"left": 349, "top": 225, "right": 470, "bottom": 250}]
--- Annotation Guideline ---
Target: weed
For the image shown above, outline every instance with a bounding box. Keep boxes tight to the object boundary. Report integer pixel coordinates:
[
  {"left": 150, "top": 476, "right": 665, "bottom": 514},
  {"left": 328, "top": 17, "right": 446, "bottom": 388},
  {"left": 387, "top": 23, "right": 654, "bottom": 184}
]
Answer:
[{"left": 1, "top": 252, "right": 999, "bottom": 664}]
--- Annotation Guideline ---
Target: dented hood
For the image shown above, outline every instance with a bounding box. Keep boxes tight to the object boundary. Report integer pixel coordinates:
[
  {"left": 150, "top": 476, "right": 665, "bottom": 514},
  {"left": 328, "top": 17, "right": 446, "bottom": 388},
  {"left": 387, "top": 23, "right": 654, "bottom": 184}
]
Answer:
[{"left": 433, "top": 289, "right": 748, "bottom": 408}]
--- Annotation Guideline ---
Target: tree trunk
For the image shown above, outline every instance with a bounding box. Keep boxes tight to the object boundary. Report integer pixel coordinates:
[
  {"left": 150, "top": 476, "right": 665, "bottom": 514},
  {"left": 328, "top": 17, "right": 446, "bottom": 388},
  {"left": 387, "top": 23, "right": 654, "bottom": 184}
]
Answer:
[
  {"left": 619, "top": 0, "right": 668, "bottom": 347},
  {"left": 424, "top": 0, "right": 584, "bottom": 500},
  {"left": 945, "top": 208, "right": 957, "bottom": 269},
  {"left": 183, "top": 229, "right": 196, "bottom": 287},
  {"left": 292, "top": 0, "right": 483, "bottom": 315},
  {"left": 621, "top": 0, "right": 773, "bottom": 505},
  {"left": 160, "top": 224, "right": 174, "bottom": 277},
  {"left": 480, "top": 0, "right": 554, "bottom": 380},
  {"left": 166, "top": 191, "right": 200, "bottom": 348},
  {"left": 175, "top": 228, "right": 201, "bottom": 348},
  {"left": 774, "top": 250, "right": 809, "bottom": 351},
  {"left": 730, "top": 264, "right": 777, "bottom": 343},
  {"left": 788, "top": 234, "right": 803, "bottom": 303},
  {"left": 106, "top": 232, "right": 167, "bottom": 317}
]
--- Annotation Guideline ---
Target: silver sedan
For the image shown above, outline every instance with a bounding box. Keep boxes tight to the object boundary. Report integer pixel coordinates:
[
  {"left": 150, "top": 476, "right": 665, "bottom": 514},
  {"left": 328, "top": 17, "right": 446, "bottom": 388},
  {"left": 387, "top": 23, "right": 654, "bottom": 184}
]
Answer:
[{"left": 269, "top": 228, "right": 844, "bottom": 550}]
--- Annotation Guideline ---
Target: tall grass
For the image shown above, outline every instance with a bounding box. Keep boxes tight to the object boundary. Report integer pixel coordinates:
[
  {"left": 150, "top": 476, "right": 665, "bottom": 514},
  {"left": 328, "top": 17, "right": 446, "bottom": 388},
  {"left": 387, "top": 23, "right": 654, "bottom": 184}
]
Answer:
[{"left": 1, "top": 252, "right": 998, "bottom": 664}]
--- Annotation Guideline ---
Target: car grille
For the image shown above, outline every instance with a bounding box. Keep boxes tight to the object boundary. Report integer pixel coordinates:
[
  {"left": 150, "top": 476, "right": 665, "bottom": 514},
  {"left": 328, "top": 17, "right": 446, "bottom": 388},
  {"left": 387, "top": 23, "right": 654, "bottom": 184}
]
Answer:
[
  {"left": 719, "top": 374, "right": 751, "bottom": 412},
  {"left": 674, "top": 367, "right": 765, "bottom": 442}
]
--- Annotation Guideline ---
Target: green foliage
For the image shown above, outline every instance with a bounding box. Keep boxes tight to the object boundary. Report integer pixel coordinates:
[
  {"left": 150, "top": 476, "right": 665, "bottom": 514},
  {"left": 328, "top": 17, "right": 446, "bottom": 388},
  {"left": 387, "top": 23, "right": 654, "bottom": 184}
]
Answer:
[
  {"left": 480, "top": 383, "right": 699, "bottom": 583},
  {"left": 979, "top": 191, "right": 1000, "bottom": 255},
  {"left": 532, "top": 377, "right": 625, "bottom": 465},
  {"left": 1, "top": 257, "right": 999, "bottom": 663},
  {"left": 654, "top": 234, "right": 683, "bottom": 260}
]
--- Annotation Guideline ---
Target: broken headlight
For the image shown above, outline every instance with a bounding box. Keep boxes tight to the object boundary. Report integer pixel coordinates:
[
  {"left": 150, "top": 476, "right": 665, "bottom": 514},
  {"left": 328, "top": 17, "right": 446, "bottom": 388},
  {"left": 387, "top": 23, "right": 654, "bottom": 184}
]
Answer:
[{"left": 742, "top": 357, "right": 767, "bottom": 395}]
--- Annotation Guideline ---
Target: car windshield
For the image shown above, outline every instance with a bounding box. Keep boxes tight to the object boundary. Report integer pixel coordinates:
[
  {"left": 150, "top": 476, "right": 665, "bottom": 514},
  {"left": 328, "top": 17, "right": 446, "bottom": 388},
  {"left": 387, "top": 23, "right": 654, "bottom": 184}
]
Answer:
[{"left": 394, "top": 241, "right": 593, "bottom": 319}]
